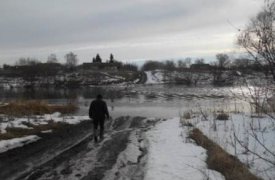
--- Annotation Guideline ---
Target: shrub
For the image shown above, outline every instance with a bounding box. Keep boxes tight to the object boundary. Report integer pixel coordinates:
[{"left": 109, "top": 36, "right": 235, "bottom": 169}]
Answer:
[
  {"left": 180, "top": 112, "right": 193, "bottom": 127},
  {"left": 216, "top": 112, "right": 229, "bottom": 121}
]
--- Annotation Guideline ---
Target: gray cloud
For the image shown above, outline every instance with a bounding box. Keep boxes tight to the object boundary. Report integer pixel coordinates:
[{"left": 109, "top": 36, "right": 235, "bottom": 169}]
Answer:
[{"left": 0, "top": 0, "right": 263, "bottom": 64}]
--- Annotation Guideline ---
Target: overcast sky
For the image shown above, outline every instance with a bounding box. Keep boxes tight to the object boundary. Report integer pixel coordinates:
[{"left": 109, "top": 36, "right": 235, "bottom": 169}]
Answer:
[{"left": 0, "top": 0, "right": 263, "bottom": 65}]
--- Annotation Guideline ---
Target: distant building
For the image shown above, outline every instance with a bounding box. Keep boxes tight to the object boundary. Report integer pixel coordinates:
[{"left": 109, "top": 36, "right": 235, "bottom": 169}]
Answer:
[{"left": 81, "top": 62, "right": 121, "bottom": 71}]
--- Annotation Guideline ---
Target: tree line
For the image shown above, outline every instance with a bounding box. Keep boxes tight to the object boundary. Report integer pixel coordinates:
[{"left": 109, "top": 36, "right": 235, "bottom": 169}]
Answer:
[
  {"left": 3, "top": 52, "right": 138, "bottom": 71},
  {"left": 141, "top": 54, "right": 264, "bottom": 73}
]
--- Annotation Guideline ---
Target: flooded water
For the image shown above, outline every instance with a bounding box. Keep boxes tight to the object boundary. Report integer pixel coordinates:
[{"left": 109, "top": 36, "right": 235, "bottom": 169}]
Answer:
[{"left": 0, "top": 85, "right": 251, "bottom": 118}]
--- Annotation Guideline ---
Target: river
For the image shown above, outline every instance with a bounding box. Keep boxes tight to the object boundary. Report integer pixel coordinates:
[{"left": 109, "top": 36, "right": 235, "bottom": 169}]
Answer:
[{"left": 0, "top": 84, "right": 251, "bottom": 118}]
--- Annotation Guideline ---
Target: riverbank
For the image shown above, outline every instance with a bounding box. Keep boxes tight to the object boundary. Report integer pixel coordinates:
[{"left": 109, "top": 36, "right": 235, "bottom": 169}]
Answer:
[
  {"left": 0, "top": 120, "right": 93, "bottom": 180},
  {"left": 0, "top": 100, "right": 81, "bottom": 143},
  {"left": 0, "top": 69, "right": 272, "bottom": 89},
  {"left": 1, "top": 114, "right": 268, "bottom": 180},
  {"left": 0, "top": 70, "right": 142, "bottom": 89}
]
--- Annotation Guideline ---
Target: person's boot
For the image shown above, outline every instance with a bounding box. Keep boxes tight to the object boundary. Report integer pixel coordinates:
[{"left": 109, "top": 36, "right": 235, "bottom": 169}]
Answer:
[
  {"left": 94, "top": 135, "right": 98, "bottom": 142},
  {"left": 100, "top": 130, "right": 104, "bottom": 140},
  {"left": 94, "top": 128, "right": 98, "bottom": 142}
]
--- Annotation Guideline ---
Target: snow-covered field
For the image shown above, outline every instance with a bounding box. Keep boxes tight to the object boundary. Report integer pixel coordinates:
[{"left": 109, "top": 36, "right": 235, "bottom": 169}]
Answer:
[
  {"left": 144, "top": 118, "right": 224, "bottom": 180},
  {"left": 188, "top": 113, "right": 275, "bottom": 180}
]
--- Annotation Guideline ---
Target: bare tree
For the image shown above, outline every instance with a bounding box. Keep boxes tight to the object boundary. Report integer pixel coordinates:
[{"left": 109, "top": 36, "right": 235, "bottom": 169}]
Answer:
[
  {"left": 238, "top": 0, "right": 275, "bottom": 80},
  {"left": 235, "top": 1, "right": 275, "bottom": 169},
  {"left": 65, "top": 52, "right": 78, "bottom": 70},
  {"left": 216, "top": 53, "right": 230, "bottom": 69},
  {"left": 177, "top": 58, "right": 192, "bottom": 69},
  {"left": 47, "top": 53, "right": 58, "bottom": 63},
  {"left": 210, "top": 54, "right": 232, "bottom": 85},
  {"left": 164, "top": 60, "right": 176, "bottom": 71},
  {"left": 194, "top": 58, "right": 205, "bottom": 65},
  {"left": 184, "top": 57, "right": 192, "bottom": 68},
  {"left": 233, "top": 58, "right": 252, "bottom": 69},
  {"left": 17, "top": 58, "right": 28, "bottom": 66},
  {"left": 231, "top": 83, "right": 275, "bottom": 176},
  {"left": 16, "top": 57, "right": 40, "bottom": 66},
  {"left": 177, "top": 60, "right": 187, "bottom": 69}
]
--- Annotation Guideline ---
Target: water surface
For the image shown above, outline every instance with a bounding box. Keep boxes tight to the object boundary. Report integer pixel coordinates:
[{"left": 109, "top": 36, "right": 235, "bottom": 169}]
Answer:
[{"left": 0, "top": 85, "right": 251, "bottom": 118}]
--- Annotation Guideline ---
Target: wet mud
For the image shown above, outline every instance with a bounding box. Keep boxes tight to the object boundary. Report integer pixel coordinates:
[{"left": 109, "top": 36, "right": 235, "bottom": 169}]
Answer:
[{"left": 0, "top": 116, "right": 160, "bottom": 180}]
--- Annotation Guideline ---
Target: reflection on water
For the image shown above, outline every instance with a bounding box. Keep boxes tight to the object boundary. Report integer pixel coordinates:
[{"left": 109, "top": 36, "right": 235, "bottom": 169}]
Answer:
[{"left": 0, "top": 85, "right": 251, "bottom": 118}]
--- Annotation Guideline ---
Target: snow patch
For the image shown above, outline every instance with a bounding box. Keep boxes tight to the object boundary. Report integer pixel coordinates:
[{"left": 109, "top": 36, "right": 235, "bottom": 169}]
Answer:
[
  {"left": 0, "top": 135, "right": 40, "bottom": 153},
  {"left": 145, "top": 71, "right": 164, "bottom": 84},
  {"left": 0, "top": 114, "right": 90, "bottom": 134},
  {"left": 41, "top": 129, "right": 53, "bottom": 133},
  {"left": 195, "top": 113, "right": 275, "bottom": 180}
]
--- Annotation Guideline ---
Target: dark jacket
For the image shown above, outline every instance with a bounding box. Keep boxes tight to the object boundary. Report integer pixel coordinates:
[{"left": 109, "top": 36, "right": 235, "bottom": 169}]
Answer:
[{"left": 89, "top": 99, "right": 109, "bottom": 120}]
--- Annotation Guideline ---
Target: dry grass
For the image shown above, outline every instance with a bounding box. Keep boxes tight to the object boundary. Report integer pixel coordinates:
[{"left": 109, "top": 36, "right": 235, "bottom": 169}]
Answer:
[
  {"left": 180, "top": 111, "right": 194, "bottom": 127},
  {"left": 189, "top": 128, "right": 261, "bottom": 180},
  {"left": 0, "top": 100, "right": 78, "bottom": 116},
  {"left": 0, "top": 121, "right": 69, "bottom": 140}
]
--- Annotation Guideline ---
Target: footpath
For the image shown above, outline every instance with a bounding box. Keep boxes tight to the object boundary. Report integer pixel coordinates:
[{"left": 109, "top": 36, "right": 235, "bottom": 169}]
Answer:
[{"left": 144, "top": 118, "right": 224, "bottom": 180}]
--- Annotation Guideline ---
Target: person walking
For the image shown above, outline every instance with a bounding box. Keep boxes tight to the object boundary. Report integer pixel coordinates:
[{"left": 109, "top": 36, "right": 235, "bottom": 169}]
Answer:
[{"left": 89, "top": 94, "right": 110, "bottom": 142}]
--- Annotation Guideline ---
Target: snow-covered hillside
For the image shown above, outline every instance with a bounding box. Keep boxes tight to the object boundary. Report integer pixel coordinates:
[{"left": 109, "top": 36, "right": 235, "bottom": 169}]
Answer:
[{"left": 145, "top": 71, "right": 165, "bottom": 84}]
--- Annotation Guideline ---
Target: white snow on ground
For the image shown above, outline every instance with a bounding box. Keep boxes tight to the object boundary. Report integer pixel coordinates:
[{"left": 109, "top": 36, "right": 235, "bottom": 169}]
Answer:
[
  {"left": 133, "top": 78, "right": 139, "bottom": 83},
  {"left": 0, "top": 118, "right": 32, "bottom": 133},
  {"left": 0, "top": 113, "right": 90, "bottom": 133},
  {"left": 193, "top": 113, "right": 275, "bottom": 180},
  {"left": 145, "top": 71, "right": 164, "bottom": 84},
  {"left": 41, "top": 130, "right": 53, "bottom": 133},
  {"left": 144, "top": 118, "right": 224, "bottom": 180},
  {"left": 0, "top": 135, "right": 40, "bottom": 153},
  {"left": 0, "top": 113, "right": 90, "bottom": 153}
]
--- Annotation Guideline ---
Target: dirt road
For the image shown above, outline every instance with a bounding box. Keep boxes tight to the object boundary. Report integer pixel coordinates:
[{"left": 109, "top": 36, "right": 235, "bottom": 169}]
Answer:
[{"left": 0, "top": 116, "right": 159, "bottom": 180}]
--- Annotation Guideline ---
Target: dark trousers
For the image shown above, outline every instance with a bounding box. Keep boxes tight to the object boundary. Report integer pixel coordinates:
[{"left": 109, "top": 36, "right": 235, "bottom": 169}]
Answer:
[{"left": 93, "top": 118, "right": 105, "bottom": 139}]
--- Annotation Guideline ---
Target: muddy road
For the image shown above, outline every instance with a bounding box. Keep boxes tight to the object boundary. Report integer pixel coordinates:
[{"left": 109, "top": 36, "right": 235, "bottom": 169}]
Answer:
[{"left": 0, "top": 116, "right": 160, "bottom": 180}]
